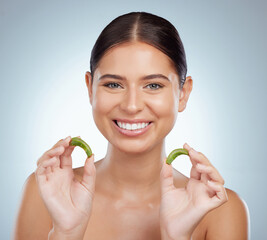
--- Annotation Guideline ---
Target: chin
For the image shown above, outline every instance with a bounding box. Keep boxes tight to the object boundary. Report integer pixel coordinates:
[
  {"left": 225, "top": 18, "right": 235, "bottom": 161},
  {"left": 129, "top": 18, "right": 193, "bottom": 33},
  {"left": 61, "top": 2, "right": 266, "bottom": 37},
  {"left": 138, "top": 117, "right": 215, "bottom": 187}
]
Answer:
[{"left": 114, "top": 138, "right": 161, "bottom": 156}]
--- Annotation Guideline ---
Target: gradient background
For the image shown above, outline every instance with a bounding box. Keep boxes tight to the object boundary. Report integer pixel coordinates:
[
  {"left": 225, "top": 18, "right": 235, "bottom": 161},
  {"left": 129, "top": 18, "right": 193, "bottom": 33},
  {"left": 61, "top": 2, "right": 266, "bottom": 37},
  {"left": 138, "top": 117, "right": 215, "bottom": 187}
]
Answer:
[{"left": 1, "top": 0, "right": 266, "bottom": 239}]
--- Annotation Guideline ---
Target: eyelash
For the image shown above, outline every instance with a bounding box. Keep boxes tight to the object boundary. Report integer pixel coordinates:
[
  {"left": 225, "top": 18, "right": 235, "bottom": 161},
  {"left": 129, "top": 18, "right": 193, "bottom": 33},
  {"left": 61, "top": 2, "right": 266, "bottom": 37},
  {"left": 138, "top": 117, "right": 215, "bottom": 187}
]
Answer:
[{"left": 103, "top": 82, "right": 163, "bottom": 90}]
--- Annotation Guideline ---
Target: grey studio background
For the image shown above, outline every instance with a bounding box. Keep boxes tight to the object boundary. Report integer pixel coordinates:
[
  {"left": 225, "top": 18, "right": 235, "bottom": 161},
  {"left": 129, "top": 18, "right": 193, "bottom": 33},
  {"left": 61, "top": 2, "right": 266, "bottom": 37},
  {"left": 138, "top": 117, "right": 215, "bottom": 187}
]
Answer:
[{"left": 1, "top": 0, "right": 266, "bottom": 239}]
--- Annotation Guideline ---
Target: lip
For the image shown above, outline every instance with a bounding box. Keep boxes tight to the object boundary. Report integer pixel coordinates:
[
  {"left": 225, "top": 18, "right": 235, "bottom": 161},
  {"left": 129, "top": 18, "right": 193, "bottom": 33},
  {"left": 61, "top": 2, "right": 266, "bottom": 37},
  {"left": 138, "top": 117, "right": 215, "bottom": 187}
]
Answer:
[
  {"left": 112, "top": 120, "right": 152, "bottom": 137},
  {"left": 114, "top": 118, "right": 151, "bottom": 124}
]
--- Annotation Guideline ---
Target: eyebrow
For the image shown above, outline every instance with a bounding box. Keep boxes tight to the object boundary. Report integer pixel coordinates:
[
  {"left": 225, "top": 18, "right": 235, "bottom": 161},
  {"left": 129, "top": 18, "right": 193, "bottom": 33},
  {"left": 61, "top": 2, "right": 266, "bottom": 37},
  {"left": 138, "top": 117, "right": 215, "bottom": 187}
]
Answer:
[{"left": 98, "top": 74, "right": 170, "bottom": 81}]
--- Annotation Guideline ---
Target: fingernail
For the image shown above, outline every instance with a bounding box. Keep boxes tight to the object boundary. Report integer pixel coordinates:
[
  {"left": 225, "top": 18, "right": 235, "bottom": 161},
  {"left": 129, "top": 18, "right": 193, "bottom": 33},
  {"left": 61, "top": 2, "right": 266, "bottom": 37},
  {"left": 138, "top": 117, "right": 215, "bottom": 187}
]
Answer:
[
  {"left": 190, "top": 148, "right": 197, "bottom": 154},
  {"left": 184, "top": 143, "right": 190, "bottom": 149},
  {"left": 64, "top": 136, "right": 71, "bottom": 142}
]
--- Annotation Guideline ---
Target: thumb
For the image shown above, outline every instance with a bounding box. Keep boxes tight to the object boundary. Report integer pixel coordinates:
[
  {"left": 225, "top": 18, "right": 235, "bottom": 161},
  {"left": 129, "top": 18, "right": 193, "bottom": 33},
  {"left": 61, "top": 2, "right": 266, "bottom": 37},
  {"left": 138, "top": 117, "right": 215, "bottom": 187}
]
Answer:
[
  {"left": 81, "top": 154, "right": 96, "bottom": 195},
  {"left": 160, "top": 158, "right": 175, "bottom": 196}
]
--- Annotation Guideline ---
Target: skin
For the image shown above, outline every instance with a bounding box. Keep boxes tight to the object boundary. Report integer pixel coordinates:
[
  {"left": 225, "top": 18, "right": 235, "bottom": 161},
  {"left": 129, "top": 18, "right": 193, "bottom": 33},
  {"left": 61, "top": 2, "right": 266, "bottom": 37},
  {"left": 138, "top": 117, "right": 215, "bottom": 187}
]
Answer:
[{"left": 12, "top": 41, "right": 250, "bottom": 240}]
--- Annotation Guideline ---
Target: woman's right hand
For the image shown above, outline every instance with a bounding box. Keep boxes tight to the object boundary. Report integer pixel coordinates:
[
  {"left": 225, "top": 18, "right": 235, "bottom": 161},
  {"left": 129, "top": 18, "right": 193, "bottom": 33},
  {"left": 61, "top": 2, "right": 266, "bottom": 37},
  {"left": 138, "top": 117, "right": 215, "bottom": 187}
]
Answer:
[{"left": 35, "top": 136, "right": 96, "bottom": 238}]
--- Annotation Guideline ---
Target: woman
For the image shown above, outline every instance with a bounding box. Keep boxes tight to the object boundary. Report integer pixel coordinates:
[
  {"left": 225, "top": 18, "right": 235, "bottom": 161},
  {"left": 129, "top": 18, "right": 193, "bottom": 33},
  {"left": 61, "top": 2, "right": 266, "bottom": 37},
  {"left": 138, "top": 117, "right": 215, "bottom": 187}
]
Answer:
[{"left": 13, "top": 12, "right": 249, "bottom": 239}]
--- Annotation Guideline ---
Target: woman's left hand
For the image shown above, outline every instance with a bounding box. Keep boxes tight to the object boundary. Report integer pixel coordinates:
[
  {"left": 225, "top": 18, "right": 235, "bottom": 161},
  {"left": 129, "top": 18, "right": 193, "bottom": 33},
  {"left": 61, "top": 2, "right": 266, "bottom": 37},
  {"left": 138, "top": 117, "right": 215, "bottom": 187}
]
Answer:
[{"left": 159, "top": 143, "right": 228, "bottom": 240}]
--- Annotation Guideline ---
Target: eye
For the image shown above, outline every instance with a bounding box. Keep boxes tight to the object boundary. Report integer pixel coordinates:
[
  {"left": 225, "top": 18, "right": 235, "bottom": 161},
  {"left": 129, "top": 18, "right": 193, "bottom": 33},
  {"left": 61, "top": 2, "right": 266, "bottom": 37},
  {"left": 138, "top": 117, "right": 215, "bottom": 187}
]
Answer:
[
  {"left": 103, "top": 82, "right": 122, "bottom": 89},
  {"left": 146, "top": 83, "right": 163, "bottom": 90}
]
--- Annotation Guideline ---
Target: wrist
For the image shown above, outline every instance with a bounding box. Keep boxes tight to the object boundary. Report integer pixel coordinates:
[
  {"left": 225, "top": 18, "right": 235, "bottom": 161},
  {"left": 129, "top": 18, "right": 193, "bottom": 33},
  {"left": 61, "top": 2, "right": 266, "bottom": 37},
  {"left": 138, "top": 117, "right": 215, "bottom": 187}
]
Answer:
[
  {"left": 160, "top": 227, "right": 191, "bottom": 240},
  {"left": 48, "top": 225, "right": 87, "bottom": 240}
]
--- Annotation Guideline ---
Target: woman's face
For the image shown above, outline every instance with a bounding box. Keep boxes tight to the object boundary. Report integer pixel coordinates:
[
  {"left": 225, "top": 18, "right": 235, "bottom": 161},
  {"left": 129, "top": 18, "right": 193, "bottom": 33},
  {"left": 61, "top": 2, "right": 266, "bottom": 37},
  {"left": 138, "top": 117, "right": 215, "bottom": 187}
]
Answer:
[{"left": 86, "top": 41, "right": 192, "bottom": 154}]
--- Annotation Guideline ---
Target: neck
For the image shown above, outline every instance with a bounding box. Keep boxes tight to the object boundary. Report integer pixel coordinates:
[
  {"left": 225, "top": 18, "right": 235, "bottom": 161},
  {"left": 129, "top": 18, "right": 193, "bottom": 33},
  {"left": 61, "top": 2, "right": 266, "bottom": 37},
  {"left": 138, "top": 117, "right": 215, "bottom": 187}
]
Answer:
[{"left": 99, "top": 140, "right": 167, "bottom": 201}]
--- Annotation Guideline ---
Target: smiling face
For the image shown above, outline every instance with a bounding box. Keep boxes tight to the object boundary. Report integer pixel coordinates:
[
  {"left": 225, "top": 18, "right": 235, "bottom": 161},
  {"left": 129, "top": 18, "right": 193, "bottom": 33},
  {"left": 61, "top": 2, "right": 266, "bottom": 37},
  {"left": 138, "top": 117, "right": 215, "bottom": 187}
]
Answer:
[{"left": 86, "top": 41, "right": 192, "bottom": 154}]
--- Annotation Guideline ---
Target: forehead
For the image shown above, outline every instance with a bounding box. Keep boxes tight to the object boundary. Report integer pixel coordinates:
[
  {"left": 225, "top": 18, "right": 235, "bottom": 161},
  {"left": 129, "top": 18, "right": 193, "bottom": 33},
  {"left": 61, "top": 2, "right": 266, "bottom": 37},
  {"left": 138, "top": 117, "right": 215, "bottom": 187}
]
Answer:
[{"left": 95, "top": 41, "right": 177, "bottom": 77}]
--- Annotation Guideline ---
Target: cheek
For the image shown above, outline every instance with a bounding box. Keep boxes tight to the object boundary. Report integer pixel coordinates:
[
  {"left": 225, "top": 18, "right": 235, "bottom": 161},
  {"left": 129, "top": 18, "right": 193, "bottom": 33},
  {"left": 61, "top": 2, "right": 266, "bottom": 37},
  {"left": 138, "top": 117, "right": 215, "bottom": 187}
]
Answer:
[
  {"left": 91, "top": 89, "right": 118, "bottom": 131},
  {"left": 92, "top": 91, "right": 115, "bottom": 114},
  {"left": 147, "top": 91, "right": 178, "bottom": 121},
  {"left": 147, "top": 90, "right": 179, "bottom": 139}
]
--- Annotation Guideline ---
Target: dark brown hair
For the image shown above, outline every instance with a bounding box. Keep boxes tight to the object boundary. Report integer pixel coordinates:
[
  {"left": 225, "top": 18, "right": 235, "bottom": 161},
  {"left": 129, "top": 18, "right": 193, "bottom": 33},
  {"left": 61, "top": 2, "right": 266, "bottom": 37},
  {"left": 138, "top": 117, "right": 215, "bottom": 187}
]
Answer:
[{"left": 90, "top": 11, "right": 187, "bottom": 89}]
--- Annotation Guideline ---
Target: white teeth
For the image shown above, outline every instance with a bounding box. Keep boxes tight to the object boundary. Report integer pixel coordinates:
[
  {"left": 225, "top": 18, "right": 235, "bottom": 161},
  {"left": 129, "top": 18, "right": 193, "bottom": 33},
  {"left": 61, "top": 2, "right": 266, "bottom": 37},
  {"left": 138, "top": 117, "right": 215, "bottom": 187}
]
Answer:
[
  {"left": 116, "top": 121, "right": 149, "bottom": 130},
  {"left": 126, "top": 123, "right": 131, "bottom": 130}
]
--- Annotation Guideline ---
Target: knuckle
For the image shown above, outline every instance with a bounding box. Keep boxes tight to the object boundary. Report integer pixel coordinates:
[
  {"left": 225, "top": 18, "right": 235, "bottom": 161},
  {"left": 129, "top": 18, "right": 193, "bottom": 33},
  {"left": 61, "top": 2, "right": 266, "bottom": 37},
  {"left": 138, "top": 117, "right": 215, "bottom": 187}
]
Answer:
[
  {"left": 198, "top": 151, "right": 206, "bottom": 159},
  {"left": 44, "top": 147, "right": 54, "bottom": 156},
  {"left": 36, "top": 156, "right": 43, "bottom": 166},
  {"left": 198, "top": 152, "right": 205, "bottom": 157},
  {"left": 35, "top": 162, "right": 42, "bottom": 172},
  {"left": 52, "top": 139, "right": 64, "bottom": 147},
  {"left": 199, "top": 152, "right": 211, "bottom": 163},
  {"left": 206, "top": 166, "right": 213, "bottom": 172}
]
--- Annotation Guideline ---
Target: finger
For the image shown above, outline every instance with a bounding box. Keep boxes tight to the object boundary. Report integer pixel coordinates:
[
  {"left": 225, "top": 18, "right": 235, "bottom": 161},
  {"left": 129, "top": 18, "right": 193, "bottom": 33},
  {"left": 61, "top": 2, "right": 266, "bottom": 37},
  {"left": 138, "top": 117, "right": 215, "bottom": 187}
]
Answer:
[
  {"left": 37, "top": 136, "right": 72, "bottom": 168},
  {"left": 207, "top": 181, "right": 228, "bottom": 208},
  {"left": 37, "top": 136, "right": 71, "bottom": 166},
  {"left": 184, "top": 143, "right": 205, "bottom": 169},
  {"left": 183, "top": 142, "right": 192, "bottom": 152},
  {"left": 35, "top": 157, "right": 58, "bottom": 184},
  {"left": 51, "top": 136, "right": 70, "bottom": 149},
  {"left": 44, "top": 157, "right": 61, "bottom": 180},
  {"left": 60, "top": 146, "right": 75, "bottom": 169},
  {"left": 183, "top": 143, "right": 195, "bottom": 166},
  {"left": 190, "top": 166, "right": 201, "bottom": 180},
  {"left": 200, "top": 172, "right": 210, "bottom": 185},
  {"left": 191, "top": 150, "right": 211, "bottom": 166},
  {"left": 43, "top": 157, "right": 60, "bottom": 175},
  {"left": 196, "top": 164, "right": 225, "bottom": 184},
  {"left": 184, "top": 144, "right": 211, "bottom": 167},
  {"left": 42, "top": 156, "right": 59, "bottom": 168},
  {"left": 160, "top": 158, "right": 175, "bottom": 196},
  {"left": 43, "top": 157, "right": 60, "bottom": 177},
  {"left": 35, "top": 168, "right": 47, "bottom": 190},
  {"left": 190, "top": 163, "right": 210, "bottom": 184},
  {"left": 61, "top": 138, "right": 75, "bottom": 157},
  {"left": 60, "top": 135, "right": 82, "bottom": 169},
  {"left": 46, "top": 166, "right": 52, "bottom": 175},
  {"left": 37, "top": 146, "right": 65, "bottom": 166},
  {"left": 184, "top": 144, "right": 216, "bottom": 184},
  {"left": 81, "top": 154, "right": 96, "bottom": 196},
  {"left": 184, "top": 143, "right": 207, "bottom": 182},
  {"left": 60, "top": 137, "right": 76, "bottom": 169}
]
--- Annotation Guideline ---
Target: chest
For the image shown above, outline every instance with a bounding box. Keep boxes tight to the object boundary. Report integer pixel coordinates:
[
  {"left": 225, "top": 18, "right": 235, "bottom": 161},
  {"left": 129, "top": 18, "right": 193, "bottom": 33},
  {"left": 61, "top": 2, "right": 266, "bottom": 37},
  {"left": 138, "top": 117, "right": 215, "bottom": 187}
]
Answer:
[
  {"left": 82, "top": 194, "right": 206, "bottom": 240},
  {"left": 83, "top": 194, "right": 161, "bottom": 239}
]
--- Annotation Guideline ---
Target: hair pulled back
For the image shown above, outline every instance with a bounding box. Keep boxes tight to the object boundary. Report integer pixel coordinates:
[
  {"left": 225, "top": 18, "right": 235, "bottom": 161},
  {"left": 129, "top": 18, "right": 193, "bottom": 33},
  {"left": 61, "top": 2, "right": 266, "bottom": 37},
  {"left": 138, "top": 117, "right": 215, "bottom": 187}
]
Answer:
[{"left": 90, "top": 11, "right": 187, "bottom": 89}]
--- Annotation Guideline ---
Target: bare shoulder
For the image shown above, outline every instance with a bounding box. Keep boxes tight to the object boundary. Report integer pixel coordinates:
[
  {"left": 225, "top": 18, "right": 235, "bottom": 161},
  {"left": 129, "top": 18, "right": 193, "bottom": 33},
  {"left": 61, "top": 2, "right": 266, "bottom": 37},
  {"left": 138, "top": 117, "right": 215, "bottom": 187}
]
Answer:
[
  {"left": 205, "top": 188, "right": 250, "bottom": 240},
  {"left": 12, "top": 172, "right": 52, "bottom": 240},
  {"left": 172, "top": 171, "right": 250, "bottom": 239}
]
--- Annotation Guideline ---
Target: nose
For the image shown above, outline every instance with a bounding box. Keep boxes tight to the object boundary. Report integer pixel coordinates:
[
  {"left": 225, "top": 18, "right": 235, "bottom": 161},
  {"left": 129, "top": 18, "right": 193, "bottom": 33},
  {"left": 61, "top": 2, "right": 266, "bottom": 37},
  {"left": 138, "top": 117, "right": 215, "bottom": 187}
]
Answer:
[{"left": 120, "top": 85, "right": 144, "bottom": 114}]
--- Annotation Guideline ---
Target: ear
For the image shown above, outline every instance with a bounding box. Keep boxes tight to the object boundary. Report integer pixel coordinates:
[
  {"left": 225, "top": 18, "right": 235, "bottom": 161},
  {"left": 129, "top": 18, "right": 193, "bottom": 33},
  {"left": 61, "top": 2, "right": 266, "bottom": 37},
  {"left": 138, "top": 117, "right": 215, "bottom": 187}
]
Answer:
[
  {"left": 178, "top": 76, "right": 193, "bottom": 112},
  {"left": 85, "top": 71, "right": 93, "bottom": 105}
]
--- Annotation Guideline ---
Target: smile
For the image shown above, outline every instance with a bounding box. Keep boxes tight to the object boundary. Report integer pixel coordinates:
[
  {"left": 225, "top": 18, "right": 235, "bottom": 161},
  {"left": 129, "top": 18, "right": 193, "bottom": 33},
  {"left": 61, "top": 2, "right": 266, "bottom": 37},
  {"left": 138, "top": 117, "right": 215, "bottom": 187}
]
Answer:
[
  {"left": 113, "top": 119, "right": 152, "bottom": 137},
  {"left": 115, "top": 120, "right": 150, "bottom": 130}
]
